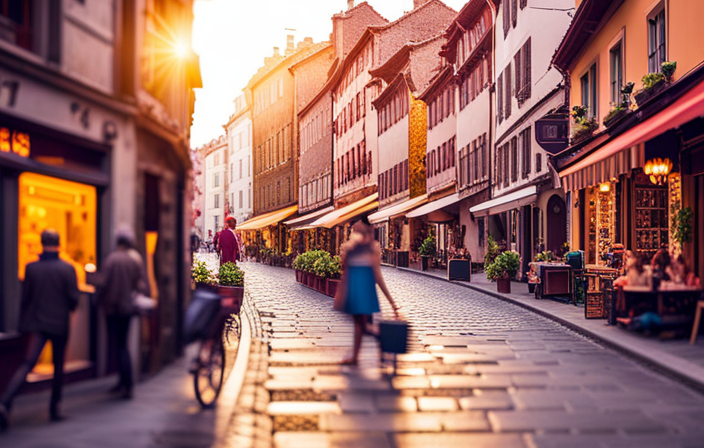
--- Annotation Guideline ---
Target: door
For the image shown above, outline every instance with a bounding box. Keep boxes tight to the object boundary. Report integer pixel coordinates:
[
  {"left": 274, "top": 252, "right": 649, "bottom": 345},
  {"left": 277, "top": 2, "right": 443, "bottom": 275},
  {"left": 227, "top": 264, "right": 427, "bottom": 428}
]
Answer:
[{"left": 546, "top": 194, "right": 567, "bottom": 254}]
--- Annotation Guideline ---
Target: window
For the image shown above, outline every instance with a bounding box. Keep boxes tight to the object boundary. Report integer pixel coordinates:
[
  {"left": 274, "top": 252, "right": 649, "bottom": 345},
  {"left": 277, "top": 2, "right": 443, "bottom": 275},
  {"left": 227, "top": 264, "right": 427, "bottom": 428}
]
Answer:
[
  {"left": 521, "top": 127, "right": 531, "bottom": 178},
  {"left": 511, "top": 0, "right": 518, "bottom": 28},
  {"left": 516, "top": 38, "right": 532, "bottom": 104},
  {"left": 496, "top": 145, "right": 503, "bottom": 186},
  {"left": 239, "top": 190, "right": 243, "bottom": 208},
  {"left": 510, "top": 137, "right": 518, "bottom": 182},
  {"left": 214, "top": 215, "right": 219, "bottom": 230},
  {"left": 610, "top": 41, "right": 623, "bottom": 104},
  {"left": 214, "top": 152, "right": 219, "bottom": 165},
  {"left": 239, "top": 159, "right": 243, "bottom": 179},
  {"left": 481, "top": 133, "right": 487, "bottom": 178},
  {"left": 503, "top": 142, "right": 510, "bottom": 187},
  {"left": 503, "top": 2, "right": 510, "bottom": 38},
  {"left": 648, "top": 8, "right": 666, "bottom": 74},
  {"left": 581, "top": 63, "right": 598, "bottom": 118},
  {"left": 214, "top": 194, "right": 220, "bottom": 208},
  {"left": 214, "top": 173, "right": 220, "bottom": 187}
]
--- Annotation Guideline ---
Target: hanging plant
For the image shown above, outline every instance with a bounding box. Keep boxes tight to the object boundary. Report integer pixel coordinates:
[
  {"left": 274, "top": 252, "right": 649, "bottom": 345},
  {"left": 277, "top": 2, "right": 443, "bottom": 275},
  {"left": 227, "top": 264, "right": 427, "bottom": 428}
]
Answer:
[{"left": 672, "top": 206, "right": 693, "bottom": 245}]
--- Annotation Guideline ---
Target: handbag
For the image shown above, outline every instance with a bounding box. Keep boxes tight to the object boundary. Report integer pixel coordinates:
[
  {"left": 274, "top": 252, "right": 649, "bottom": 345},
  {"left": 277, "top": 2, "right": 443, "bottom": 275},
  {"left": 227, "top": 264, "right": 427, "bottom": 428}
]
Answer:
[{"left": 132, "top": 291, "right": 156, "bottom": 312}]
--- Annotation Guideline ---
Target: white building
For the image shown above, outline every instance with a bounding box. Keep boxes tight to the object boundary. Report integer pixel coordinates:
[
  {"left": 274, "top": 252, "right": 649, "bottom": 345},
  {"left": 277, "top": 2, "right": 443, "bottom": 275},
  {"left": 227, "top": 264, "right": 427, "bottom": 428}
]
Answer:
[
  {"left": 202, "top": 136, "right": 228, "bottom": 238},
  {"left": 224, "top": 95, "right": 253, "bottom": 224},
  {"left": 473, "top": 0, "right": 573, "bottom": 275}
]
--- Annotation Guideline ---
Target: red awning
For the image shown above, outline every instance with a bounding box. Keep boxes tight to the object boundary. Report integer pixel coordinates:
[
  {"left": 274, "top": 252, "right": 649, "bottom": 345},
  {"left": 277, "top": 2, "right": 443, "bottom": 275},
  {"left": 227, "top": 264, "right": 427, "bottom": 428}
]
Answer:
[{"left": 560, "top": 78, "right": 704, "bottom": 185}]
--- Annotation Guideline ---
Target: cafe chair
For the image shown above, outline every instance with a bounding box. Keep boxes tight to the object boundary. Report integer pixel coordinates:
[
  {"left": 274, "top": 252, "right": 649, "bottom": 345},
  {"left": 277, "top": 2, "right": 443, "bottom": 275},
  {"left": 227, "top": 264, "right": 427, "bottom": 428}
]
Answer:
[{"left": 690, "top": 300, "right": 704, "bottom": 345}]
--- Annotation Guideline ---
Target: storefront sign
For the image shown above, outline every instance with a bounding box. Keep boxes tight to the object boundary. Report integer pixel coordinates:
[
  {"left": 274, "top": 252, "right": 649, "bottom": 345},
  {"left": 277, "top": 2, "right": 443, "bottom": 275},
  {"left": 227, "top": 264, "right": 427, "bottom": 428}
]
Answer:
[
  {"left": 535, "top": 108, "right": 569, "bottom": 154},
  {"left": 0, "top": 125, "right": 30, "bottom": 157}
]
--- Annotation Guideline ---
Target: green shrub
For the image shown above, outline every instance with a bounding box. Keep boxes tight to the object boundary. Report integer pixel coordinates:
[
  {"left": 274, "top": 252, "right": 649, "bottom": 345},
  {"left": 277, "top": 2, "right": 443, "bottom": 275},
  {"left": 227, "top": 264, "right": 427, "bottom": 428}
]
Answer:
[
  {"left": 313, "top": 254, "right": 342, "bottom": 278},
  {"left": 219, "top": 262, "right": 245, "bottom": 287},
  {"left": 642, "top": 72, "right": 666, "bottom": 90},
  {"left": 483, "top": 234, "right": 500, "bottom": 268},
  {"left": 293, "top": 250, "right": 337, "bottom": 276},
  {"left": 662, "top": 61, "right": 677, "bottom": 79},
  {"left": 192, "top": 260, "right": 216, "bottom": 285},
  {"left": 418, "top": 236, "right": 436, "bottom": 257},
  {"left": 486, "top": 251, "right": 521, "bottom": 281}
]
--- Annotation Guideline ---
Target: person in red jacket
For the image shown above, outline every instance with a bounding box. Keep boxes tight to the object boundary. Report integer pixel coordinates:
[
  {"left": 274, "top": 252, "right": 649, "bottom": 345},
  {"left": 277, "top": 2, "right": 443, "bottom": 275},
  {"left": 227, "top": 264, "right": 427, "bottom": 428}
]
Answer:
[{"left": 217, "top": 216, "right": 241, "bottom": 265}]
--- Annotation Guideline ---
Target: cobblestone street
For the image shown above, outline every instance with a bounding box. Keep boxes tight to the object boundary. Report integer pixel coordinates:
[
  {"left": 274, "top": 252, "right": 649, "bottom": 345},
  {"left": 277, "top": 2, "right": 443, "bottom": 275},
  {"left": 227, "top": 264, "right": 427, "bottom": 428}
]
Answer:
[{"left": 235, "top": 261, "right": 704, "bottom": 448}]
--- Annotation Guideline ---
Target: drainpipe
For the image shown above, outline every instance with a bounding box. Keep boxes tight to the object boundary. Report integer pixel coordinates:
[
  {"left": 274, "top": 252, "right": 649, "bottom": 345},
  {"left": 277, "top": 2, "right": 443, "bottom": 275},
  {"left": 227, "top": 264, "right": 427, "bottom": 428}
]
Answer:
[{"left": 484, "top": 0, "right": 497, "bottom": 254}]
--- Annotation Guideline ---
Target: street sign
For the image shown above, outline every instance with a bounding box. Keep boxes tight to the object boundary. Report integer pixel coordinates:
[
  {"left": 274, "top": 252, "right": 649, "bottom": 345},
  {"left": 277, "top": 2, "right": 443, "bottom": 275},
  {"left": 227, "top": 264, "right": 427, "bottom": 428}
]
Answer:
[{"left": 535, "top": 107, "right": 569, "bottom": 154}]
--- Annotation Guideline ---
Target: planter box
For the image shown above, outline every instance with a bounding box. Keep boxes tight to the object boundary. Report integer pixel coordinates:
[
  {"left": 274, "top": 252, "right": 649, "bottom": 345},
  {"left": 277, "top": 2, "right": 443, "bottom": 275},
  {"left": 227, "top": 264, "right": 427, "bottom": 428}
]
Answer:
[
  {"left": 327, "top": 278, "right": 340, "bottom": 297},
  {"left": 603, "top": 109, "right": 629, "bottom": 128},
  {"left": 634, "top": 79, "right": 667, "bottom": 108},
  {"left": 217, "top": 285, "right": 244, "bottom": 314},
  {"left": 496, "top": 278, "right": 511, "bottom": 294},
  {"left": 316, "top": 276, "right": 326, "bottom": 293}
]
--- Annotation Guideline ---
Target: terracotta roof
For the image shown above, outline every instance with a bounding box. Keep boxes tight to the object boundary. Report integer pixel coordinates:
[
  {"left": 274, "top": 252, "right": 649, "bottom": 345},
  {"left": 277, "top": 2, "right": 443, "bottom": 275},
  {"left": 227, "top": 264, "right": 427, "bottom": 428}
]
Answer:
[
  {"left": 289, "top": 43, "right": 334, "bottom": 72},
  {"left": 332, "top": 1, "right": 388, "bottom": 22},
  {"left": 367, "top": 0, "right": 455, "bottom": 32},
  {"left": 245, "top": 41, "right": 331, "bottom": 91},
  {"left": 369, "top": 34, "right": 445, "bottom": 85}
]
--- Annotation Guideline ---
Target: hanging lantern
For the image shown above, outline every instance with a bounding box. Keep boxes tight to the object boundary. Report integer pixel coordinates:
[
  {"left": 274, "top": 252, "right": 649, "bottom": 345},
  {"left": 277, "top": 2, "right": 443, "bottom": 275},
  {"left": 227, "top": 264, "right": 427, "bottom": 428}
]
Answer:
[{"left": 643, "top": 158, "right": 672, "bottom": 185}]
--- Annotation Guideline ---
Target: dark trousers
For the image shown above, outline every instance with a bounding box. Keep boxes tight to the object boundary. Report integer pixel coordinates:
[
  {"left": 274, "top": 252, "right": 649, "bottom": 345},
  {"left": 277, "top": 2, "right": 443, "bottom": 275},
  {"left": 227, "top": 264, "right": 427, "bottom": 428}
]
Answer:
[
  {"left": 0, "top": 332, "right": 67, "bottom": 414},
  {"left": 107, "top": 315, "right": 133, "bottom": 390}
]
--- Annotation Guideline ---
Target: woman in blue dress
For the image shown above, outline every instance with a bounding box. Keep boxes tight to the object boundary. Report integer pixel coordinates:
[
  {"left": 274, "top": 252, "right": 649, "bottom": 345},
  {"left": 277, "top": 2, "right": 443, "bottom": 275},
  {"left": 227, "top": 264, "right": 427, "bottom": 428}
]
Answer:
[{"left": 336, "top": 217, "right": 399, "bottom": 365}]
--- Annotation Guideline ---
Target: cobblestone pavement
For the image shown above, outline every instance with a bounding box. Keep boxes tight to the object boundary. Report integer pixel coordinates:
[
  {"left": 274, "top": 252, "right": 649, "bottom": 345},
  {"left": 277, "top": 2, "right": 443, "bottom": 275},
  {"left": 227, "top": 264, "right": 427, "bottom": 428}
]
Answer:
[{"left": 235, "top": 261, "right": 704, "bottom": 448}]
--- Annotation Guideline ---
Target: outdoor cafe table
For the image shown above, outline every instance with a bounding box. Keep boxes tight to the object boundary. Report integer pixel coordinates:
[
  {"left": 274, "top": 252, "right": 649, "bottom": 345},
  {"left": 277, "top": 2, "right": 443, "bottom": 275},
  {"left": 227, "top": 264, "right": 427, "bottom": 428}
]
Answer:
[{"left": 615, "top": 285, "right": 703, "bottom": 328}]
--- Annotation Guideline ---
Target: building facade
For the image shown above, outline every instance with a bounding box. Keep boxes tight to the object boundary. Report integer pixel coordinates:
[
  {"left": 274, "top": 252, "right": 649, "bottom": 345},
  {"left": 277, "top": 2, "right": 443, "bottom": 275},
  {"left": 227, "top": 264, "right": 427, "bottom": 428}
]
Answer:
[
  {"left": 225, "top": 95, "right": 253, "bottom": 225},
  {"left": 0, "top": 0, "right": 200, "bottom": 393},
  {"left": 202, "top": 136, "right": 227, "bottom": 237},
  {"left": 470, "top": 0, "right": 572, "bottom": 277},
  {"left": 553, "top": 0, "right": 704, "bottom": 279}
]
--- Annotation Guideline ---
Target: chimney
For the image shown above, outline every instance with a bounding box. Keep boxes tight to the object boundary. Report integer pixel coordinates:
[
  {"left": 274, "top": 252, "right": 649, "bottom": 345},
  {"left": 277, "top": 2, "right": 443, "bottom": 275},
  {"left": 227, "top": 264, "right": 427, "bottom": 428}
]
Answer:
[
  {"left": 347, "top": 0, "right": 354, "bottom": 10},
  {"left": 285, "top": 34, "right": 295, "bottom": 56},
  {"left": 413, "top": 0, "right": 426, "bottom": 8},
  {"left": 273, "top": 47, "right": 280, "bottom": 57}
]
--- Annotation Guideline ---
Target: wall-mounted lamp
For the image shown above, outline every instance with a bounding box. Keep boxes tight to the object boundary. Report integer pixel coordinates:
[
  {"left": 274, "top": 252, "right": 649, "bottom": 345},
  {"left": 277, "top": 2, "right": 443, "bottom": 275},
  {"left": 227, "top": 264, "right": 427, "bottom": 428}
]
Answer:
[{"left": 644, "top": 158, "right": 672, "bottom": 185}]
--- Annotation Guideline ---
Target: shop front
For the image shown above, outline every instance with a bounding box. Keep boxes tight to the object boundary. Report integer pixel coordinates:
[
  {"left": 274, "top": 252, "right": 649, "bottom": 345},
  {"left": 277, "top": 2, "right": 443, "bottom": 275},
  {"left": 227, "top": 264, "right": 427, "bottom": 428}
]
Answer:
[
  {"left": 406, "top": 193, "right": 464, "bottom": 271},
  {"left": 0, "top": 114, "right": 110, "bottom": 394},
  {"left": 369, "top": 195, "right": 427, "bottom": 267},
  {"left": 238, "top": 205, "right": 298, "bottom": 263}
]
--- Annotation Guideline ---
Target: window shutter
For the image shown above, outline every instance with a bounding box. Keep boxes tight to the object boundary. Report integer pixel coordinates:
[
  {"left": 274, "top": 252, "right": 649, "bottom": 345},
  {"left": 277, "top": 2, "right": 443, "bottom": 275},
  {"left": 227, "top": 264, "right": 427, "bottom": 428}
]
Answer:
[
  {"left": 536, "top": 152, "right": 542, "bottom": 172},
  {"left": 503, "top": 3, "right": 510, "bottom": 37},
  {"left": 497, "top": 73, "right": 504, "bottom": 123},
  {"left": 512, "top": 0, "right": 518, "bottom": 28},
  {"left": 367, "top": 150, "right": 372, "bottom": 175},
  {"left": 505, "top": 65, "right": 512, "bottom": 118},
  {"left": 514, "top": 49, "right": 521, "bottom": 102},
  {"left": 481, "top": 133, "right": 487, "bottom": 178},
  {"left": 524, "top": 38, "right": 532, "bottom": 100},
  {"left": 503, "top": 143, "right": 510, "bottom": 187},
  {"left": 511, "top": 137, "right": 518, "bottom": 182}
]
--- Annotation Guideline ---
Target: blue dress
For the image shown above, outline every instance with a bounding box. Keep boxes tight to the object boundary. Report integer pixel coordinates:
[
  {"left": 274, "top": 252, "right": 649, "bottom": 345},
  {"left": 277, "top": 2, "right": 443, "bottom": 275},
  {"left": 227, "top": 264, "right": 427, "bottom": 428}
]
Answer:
[{"left": 343, "top": 266, "right": 380, "bottom": 315}]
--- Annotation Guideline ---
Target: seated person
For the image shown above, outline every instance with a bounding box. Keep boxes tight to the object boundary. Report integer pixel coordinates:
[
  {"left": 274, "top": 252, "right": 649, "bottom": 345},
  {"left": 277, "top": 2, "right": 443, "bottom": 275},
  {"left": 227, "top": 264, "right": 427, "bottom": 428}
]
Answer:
[
  {"left": 614, "top": 253, "right": 652, "bottom": 288},
  {"left": 667, "top": 254, "right": 701, "bottom": 288}
]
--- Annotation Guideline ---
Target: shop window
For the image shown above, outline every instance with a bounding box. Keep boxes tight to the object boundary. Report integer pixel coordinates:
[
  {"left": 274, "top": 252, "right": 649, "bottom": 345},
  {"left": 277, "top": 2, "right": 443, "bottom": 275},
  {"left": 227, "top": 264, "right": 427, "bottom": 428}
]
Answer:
[
  {"left": 648, "top": 7, "right": 666, "bottom": 74},
  {"left": 610, "top": 41, "right": 623, "bottom": 104}
]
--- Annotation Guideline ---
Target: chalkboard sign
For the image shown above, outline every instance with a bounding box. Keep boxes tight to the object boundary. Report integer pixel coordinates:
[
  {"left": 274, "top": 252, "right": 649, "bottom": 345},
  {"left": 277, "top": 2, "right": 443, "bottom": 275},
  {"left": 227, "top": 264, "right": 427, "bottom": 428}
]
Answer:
[{"left": 447, "top": 259, "right": 471, "bottom": 281}]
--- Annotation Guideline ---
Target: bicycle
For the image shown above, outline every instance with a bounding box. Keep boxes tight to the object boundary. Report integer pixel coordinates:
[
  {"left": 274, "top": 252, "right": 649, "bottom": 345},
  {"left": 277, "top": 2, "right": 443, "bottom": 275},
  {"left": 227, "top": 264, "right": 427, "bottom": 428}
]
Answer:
[{"left": 190, "top": 292, "right": 242, "bottom": 409}]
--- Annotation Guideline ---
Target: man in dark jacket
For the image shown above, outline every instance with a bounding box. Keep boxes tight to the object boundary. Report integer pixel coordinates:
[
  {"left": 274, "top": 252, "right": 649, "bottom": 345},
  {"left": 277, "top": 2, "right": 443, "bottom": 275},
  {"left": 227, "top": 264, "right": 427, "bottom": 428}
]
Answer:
[
  {"left": 98, "top": 232, "right": 148, "bottom": 400},
  {"left": 0, "top": 229, "right": 79, "bottom": 429}
]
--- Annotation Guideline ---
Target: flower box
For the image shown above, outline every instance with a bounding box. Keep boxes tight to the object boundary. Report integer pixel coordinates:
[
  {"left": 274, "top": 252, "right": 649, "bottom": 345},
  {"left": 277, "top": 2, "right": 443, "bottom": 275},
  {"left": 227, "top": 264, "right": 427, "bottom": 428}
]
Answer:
[
  {"left": 634, "top": 79, "right": 667, "bottom": 107},
  {"left": 603, "top": 108, "right": 629, "bottom": 128}
]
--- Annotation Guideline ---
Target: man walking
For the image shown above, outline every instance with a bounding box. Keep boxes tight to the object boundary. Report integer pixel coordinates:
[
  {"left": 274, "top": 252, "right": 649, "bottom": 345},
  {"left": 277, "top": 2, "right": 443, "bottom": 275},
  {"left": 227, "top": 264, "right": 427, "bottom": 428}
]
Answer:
[
  {"left": 98, "top": 232, "right": 148, "bottom": 400},
  {"left": 0, "top": 229, "right": 79, "bottom": 430},
  {"left": 217, "top": 216, "right": 241, "bottom": 265}
]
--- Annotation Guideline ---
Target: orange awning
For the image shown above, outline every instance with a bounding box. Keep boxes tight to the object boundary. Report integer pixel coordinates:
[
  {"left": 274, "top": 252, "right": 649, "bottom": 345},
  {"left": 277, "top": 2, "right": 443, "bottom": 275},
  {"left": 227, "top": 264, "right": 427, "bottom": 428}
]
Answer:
[
  {"left": 237, "top": 205, "right": 298, "bottom": 231},
  {"left": 304, "top": 193, "right": 379, "bottom": 229},
  {"left": 368, "top": 194, "right": 428, "bottom": 224},
  {"left": 560, "top": 78, "right": 704, "bottom": 183}
]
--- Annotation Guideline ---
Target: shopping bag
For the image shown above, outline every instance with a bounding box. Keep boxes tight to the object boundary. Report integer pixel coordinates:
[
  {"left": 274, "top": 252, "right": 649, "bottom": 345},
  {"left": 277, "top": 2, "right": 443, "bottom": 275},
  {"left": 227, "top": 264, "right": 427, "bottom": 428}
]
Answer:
[
  {"left": 184, "top": 288, "right": 222, "bottom": 344},
  {"left": 378, "top": 320, "right": 409, "bottom": 354}
]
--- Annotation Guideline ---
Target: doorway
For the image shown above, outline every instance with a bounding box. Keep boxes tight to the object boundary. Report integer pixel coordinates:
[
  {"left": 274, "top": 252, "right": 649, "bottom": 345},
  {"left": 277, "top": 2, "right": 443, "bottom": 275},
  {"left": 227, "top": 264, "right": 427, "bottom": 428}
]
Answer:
[{"left": 546, "top": 194, "right": 567, "bottom": 254}]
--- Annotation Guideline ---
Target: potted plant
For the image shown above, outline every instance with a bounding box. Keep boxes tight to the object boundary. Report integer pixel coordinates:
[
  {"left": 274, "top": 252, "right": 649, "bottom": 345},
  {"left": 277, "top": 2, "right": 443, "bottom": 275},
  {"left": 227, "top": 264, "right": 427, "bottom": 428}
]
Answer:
[
  {"left": 485, "top": 251, "right": 521, "bottom": 294},
  {"left": 570, "top": 105, "right": 598, "bottom": 144},
  {"left": 671, "top": 205, "right": 693, "bottom": 250},
  {"left": 217, "top": 262, "right": 245, "bottom": 310},
  {"left": 192, "top": 260, "right": 216, "bottom": 290},
  {"left": 634, "top": 62, "right": 675, "bottom": 107},
  {"left": 418, "top": 236, "right": 436, "bottom": 271}
]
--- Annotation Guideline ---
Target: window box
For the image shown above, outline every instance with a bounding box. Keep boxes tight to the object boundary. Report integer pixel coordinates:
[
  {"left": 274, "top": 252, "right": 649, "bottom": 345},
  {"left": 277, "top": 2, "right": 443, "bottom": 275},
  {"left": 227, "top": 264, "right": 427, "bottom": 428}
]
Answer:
[{"left": 633, "top": 79, "right": 667, "bottom": 108}]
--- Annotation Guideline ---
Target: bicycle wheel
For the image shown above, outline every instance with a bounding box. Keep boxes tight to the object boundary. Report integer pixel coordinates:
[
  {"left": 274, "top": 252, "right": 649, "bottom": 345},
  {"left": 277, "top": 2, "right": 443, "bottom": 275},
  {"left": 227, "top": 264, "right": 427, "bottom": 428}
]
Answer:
[{"left": 193, "top": 332, "right": 225, "bottom": 409}]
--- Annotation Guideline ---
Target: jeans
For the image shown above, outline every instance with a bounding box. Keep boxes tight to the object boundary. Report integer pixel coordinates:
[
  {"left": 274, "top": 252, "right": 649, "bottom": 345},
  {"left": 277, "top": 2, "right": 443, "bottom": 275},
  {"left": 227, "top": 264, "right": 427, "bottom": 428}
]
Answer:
[
  {"left": 106, "top": 315, "right": 132, "bottom": 391},
  {"left": 0, "top": 332, "right": 67, "bottom": 415}
]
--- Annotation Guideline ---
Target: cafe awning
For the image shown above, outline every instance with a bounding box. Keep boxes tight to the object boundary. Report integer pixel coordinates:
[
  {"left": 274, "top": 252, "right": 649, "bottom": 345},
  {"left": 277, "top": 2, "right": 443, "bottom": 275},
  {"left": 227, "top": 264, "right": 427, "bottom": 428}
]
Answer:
[
  {"left": 469, "top": 185, "right": 537, "bottom": 215},
  {"left": 304, "top": 193, "right": 379, "bottom": 229},
  {"left": 560, "top": 74, "right": 704, "bottom": 190},
  {"left": 283, "top": 206, "right": 335, "bottom": 228},
  {"left": 368, "top": 194, "right": 428, "bottom": 224},
  {"left": 406, "top": 193, "right": 460, "bottom": 220},
  {"left": 237, "top": 205, "right": 298, "bottom": 231}
]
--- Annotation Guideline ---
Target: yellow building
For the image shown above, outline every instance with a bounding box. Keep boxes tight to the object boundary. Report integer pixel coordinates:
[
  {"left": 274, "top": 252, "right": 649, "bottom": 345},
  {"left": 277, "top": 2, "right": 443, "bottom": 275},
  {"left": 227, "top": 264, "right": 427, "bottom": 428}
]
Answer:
[{"left": 553, "top": 0, "right": 704, "bottom": 278}]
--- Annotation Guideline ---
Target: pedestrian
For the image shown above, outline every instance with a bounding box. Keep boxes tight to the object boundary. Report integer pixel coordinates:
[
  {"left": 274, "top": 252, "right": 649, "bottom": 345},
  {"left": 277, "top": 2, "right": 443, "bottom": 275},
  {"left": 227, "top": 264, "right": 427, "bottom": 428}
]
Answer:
[
  {"left": 213, "top": 227, "right": 223, "bottom": 257},
  {"left": 97, "top": 231, "right": 149, "bottom": 400},
  {"left": 206, "top": 230, "right": 213, "bottom": 253},
  {"left": 0, "top": 229, "right": 80, "bottom": 430},
  {"left": 190, "top": 230, "right": 200, "bottom": 255},
  {"left": 335, "top": 216, "right": 399, "bottom": 365},
  {"left": 217, "top": 217, "right": 241, "bottom": 265}
]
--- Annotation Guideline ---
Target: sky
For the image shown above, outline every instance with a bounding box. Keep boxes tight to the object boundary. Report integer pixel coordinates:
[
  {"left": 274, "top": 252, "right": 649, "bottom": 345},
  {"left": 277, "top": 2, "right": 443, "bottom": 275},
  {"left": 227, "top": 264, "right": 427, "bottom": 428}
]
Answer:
[{"left": 190, "top": 0, "right": 469, "bottom": 148}]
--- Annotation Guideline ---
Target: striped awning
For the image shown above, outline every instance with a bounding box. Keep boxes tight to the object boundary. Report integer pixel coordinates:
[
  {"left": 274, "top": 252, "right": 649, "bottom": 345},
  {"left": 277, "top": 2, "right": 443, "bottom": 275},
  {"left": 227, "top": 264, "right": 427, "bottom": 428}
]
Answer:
[{"left": 560, "top": 145, "right": 644, "bottom": 192}]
